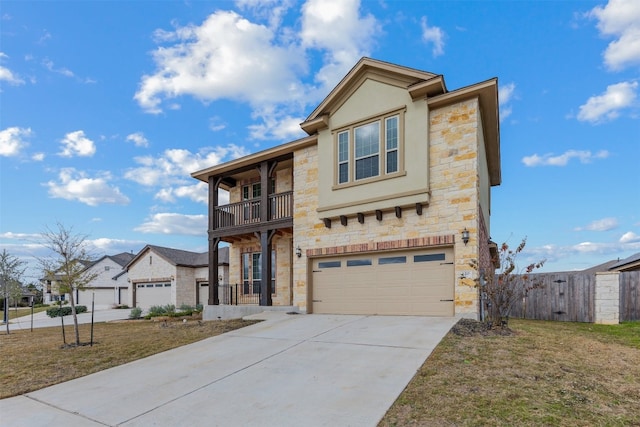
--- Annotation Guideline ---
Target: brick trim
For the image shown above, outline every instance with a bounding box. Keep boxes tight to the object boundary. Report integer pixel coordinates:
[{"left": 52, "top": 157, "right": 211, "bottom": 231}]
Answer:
[{"left": 306, "top": 234, "right": 455, "bottom": 257}]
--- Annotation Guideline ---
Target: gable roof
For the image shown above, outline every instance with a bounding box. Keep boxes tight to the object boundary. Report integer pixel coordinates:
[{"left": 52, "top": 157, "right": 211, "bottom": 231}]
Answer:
[
  {"left": 125, "top": 245, "right": 229, "bottom": 270},
  {"left": 300, "top": 57, "right": 501, "bottom": 186}
]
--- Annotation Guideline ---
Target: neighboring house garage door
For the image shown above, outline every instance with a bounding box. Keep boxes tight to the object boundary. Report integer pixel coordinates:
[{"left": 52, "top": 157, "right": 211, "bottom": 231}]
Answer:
[
  {"left": 311, "top": 248, "right": 454, "bottom": 316},
  {"left": 77, "top": 288, "right": 115, "bottom": 308},
  {"left": 136, "top": 283, "right": 171, "bottom": 309}
]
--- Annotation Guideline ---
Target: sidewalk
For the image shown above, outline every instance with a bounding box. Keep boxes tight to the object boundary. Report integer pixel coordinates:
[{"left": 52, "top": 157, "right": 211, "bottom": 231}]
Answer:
[{"left": 3, "top": 308, "right": 131, "bottom": 331}]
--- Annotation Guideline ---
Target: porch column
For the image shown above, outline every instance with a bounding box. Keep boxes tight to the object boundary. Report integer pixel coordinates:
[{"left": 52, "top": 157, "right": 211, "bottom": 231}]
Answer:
[
  {"left": 260, "top": 230, "right": 274, "bottom": 306},
  {"left": 208, "top": 176, "right": 222, "bottom": 305}
]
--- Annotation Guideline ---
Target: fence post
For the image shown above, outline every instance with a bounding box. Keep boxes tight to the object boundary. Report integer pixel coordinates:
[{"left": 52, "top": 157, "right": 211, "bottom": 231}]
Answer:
[{"left": 594, "top": 271, "right": 620, "bottom": 324}]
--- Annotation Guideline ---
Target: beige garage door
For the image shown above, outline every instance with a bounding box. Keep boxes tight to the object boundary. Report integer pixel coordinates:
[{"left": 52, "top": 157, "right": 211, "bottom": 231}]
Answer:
[
  {"left": 136, "top": 283, "right": 172, "bottom": 309},
  {"left": 312, "top": 248, "right": 454, "bottom": 316}
]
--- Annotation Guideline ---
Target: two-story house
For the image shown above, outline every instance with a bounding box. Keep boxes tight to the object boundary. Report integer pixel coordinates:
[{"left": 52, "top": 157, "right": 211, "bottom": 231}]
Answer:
[
  {"left": 192, "top": 58, "right": 501, "bottom": 318},
  {"left": 44, "top": 253, "right": 133, "bottom": 309}
]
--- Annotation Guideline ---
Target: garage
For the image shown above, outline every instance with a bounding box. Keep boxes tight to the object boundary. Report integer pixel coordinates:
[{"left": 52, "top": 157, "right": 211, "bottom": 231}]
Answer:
[
  {"left": 311, "top": 248, "right": 454, "bottom": 316},
  {"left": 135, "top": 282, "right": 171, "bottom": 309},
  {"left": 76, "top": 288, "right": 116, "bottom": 308}
]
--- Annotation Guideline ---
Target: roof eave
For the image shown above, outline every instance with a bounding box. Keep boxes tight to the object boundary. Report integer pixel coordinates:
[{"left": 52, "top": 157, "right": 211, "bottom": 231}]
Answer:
[{"left": 427, "top": 78, "right": 501, "bottom": 186}]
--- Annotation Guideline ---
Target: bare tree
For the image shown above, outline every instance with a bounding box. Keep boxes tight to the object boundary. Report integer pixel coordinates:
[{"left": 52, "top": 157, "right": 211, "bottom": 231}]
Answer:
[
  {"left": 1, "top": 249, "right": 27, "bottom": 334},
  {"left": 471, "top": 238, "right": 545, "bottom": 328},
  {"left": 40, "top": 223, "right": 98, "bottom": 346}
]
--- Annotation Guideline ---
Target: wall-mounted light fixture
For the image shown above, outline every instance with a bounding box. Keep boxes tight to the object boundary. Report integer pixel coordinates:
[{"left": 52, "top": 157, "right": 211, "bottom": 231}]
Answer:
[
  {"left": 461, "top": 228, "right": 470, "bottom": 246},
  {"left": 295, "top": 246, "right": 302, "bottom": 258}
]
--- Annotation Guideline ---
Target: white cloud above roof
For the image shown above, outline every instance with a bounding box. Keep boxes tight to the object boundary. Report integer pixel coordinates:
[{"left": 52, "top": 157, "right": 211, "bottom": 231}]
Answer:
[
  {"left": 0, "top": 52, "right": 24, "bottom": 85},
  {"left": 126, "top": 132, "right": 149, "bottom": 147},
  {"left": 135, "top": 0, "right": 379, "bottom": 140},
  {"left": 522, "top": 149, "right": 609, "bottom": 167},
  {"left": 574, "top": 217, "right": 619, "bottom": 232},
  {"left": 0, "top": 126, "right": 32, "bottom": 156},
  {"left": 577, "top": 81, "right": 638, "bottom": 123},
  {"left": 420, "top": 16, "right": 445, "bottom": 57},
  {"left": 589, "top": 0, "right": 640, "bottom": 71},
  {"left": 134, "top": 212, "right": 207, "bottom": 235},
  {"left": 45, "top": 168, "right": 130, "bottom": 206},
  {"left": 58, "top": 130, "right": 96, "bottom": 157}
]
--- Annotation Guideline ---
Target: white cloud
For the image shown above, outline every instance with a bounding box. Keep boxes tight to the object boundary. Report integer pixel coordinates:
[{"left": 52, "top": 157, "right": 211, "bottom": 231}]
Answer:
[
  {"left": 301, "top": 0, "right": 379, "bottom": 93},
  {"left": 498, "top": 82, "right": 516, "bottom": 121},
  {"left": 125, "top": 132, "right": 149, "bottom": 147},
  {"left": 235, "top": 0, "right": 295, "bottom": 29},
  {"left": 420, "top": 16, "right": 445, "bottom": 57},
  {"left": 135, "top": 1, "right": 378, "bottom": 141},
  {"left": 59, "top": 130, "right": 96, "bottom": 157},
  {"left": 620, "top": 231, "right": 640, "bottom": 243},
  {"left": 42, "top": 58, "right": 74, "bottom": 77},
  {"left": 134, "top": 10, "right": 306, "bottom": 114},
  {"left": 155, "top": 182, "right": 209, "bottom": 204},
  {"left": 575, "top": 217, "right": 619, "bottom": 231},
  {"left": 522, "top": 149, "right": 610, "bottom": 167},
  {"left": 125, "top": 145, "right": 248, "bottom": 187},
  {"left": 577, "top": 81, "right": 638, "bottom": 122},
  {"left": 589, "top": 0, "right": 640, "bottom": 71},
  {"left": 208, "top": 116, "right": 226, "bottom": 132},
  {"left": 0, "top": 52, "right": 25, "bottom": 85},
  {"left": 32, "top": 152, "right": 45, "bottom": 161},
  {"left": 0, "top": 126, "right": 32, "bottom": 156},
  {"left": 134, "top": 213, "right": 207, "bottom": 235},
  {"left": 45, "top": 168, "right": 130, "bottom": 206}
]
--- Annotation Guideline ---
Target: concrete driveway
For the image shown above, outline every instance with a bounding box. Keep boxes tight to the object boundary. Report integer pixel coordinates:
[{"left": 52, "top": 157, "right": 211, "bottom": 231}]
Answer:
[{"left": 0, "top": 313, "right": 456, "bottom": 427}]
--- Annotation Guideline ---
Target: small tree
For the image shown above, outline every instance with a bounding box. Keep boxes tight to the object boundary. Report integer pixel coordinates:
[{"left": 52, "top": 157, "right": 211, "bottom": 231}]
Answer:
[
  {"left": 472, "top": 238, "right": 545, "bottom": 328},
  {"left": 40, "top": 223, "right": 98, "bottom": 346},
  {"left": 0, "top": 249, "right": 27, "bottom": 334}
]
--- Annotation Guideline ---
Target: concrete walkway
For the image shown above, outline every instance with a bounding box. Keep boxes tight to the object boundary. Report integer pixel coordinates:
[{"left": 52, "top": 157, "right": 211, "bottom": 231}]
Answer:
[{"left": 0, "top": 313, "right": 456, "bottom": 427}]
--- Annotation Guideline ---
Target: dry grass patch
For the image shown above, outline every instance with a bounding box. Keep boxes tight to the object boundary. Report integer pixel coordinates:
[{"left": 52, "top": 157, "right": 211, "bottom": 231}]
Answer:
[
  {"left": 0, "top": 318, "right": 259, "bottom": 399},
  {"left": 380, "top": 319, "right": 640, "bottom": 427}
]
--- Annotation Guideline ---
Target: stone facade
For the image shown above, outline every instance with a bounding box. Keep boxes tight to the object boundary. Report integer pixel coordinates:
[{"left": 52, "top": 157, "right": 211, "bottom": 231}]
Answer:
[{"left": 193, "top": 59, "right": 500, "bottom": 319}]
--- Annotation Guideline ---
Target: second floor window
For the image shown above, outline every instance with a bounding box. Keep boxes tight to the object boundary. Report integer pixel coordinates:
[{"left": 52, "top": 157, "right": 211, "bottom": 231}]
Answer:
[{"left": 335, "top": 109, "right": 403, "bottom": 185}]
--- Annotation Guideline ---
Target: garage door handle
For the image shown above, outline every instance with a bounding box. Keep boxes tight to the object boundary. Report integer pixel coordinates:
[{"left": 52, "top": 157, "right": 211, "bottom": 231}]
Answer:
[
  {"left": 312, "top": 300, "right": 322, "bottom": 302},
  {"left": 312, "top": 270, "right": 322, "bottom": 273},
  {"left": 440, "top": 299, "right": 454, "bottom": 302},
  {"left": 440, "top": 262, "right": 454, "bottom": 265}
]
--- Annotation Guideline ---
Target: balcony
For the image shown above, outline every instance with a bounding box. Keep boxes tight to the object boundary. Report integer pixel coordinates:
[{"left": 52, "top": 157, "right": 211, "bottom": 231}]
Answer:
[{"left": 214, "top": 191, "right": 293, "bottom": 231}]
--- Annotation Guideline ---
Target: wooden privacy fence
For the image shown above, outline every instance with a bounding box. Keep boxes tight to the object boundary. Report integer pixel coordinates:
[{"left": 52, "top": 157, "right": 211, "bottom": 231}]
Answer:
[
  {"left": 620, "top": 271, "right": 640, "bottom": 321},
  {"left": 509, "top": 271, "right": 639, "bottom": 323}
]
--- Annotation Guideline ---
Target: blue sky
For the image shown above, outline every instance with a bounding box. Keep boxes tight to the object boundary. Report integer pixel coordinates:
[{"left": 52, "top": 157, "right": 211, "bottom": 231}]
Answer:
[{"left": 1, "top": 0, "right": 639, "bottom": 282}]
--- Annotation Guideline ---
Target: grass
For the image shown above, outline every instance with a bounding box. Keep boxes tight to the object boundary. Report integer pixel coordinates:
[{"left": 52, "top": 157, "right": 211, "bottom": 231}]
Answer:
[
  {"left": 0, "top": 306, "right": 50, "bottom": 321},
  {"left": 0, "top": 318, "right": 258, "bottom": 399},
  {"left": 380, "top": 319, "right": 640, "bottom": 426}
]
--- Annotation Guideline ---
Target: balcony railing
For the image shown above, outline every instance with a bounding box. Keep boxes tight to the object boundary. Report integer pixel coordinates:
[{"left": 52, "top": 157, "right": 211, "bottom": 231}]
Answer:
[{"left": 214, "top": 191, "right": 293, "bottom": 230}]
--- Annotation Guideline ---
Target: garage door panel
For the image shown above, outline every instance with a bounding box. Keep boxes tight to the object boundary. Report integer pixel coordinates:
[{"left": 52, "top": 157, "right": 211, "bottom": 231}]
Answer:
[
  {"left": 136, "top": 283, "right": 171, "bottom": 309},
  {"left": 312, "top": 248, "right": 454, "bottom": 316},
  {"left": 78, "top": 289, "right": 114, "bottom": 307}
]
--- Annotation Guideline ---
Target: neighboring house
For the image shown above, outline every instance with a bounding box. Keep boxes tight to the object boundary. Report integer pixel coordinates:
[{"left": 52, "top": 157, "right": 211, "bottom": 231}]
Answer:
[
  {"left": 191, "top": 58, "right": 501, "bottom": 318},
  {"left": 43, "top": 259, "right": 93, "bottom": 305},
  {"left": 43, "top": 253, "right": 134, "bottom": 309},
  {"left": 608, "top": 252, "right": 640, "bottom": 272},
  {"left": 125, "top": 245, "right": 230, "bottom": 310},
  {"left": 76, "top": 252, "right": 135, "bottom": 309}
]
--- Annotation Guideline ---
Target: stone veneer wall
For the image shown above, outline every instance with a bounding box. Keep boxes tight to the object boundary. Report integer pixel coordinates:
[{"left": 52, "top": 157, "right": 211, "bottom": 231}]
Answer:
[
  {"left": 292, "top": 98, "right": 484, "bottom": 315},
  {"left": 227, "top": 235, "right": 293, "bottom": 306}
]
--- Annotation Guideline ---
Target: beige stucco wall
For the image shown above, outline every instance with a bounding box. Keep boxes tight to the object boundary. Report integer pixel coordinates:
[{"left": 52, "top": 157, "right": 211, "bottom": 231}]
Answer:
[
  {"left": 316, "top": 79, "right": 430, "bottom": 218},
  {"left": 292, "top": 97, "right": 484, "bottom": 315}
]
